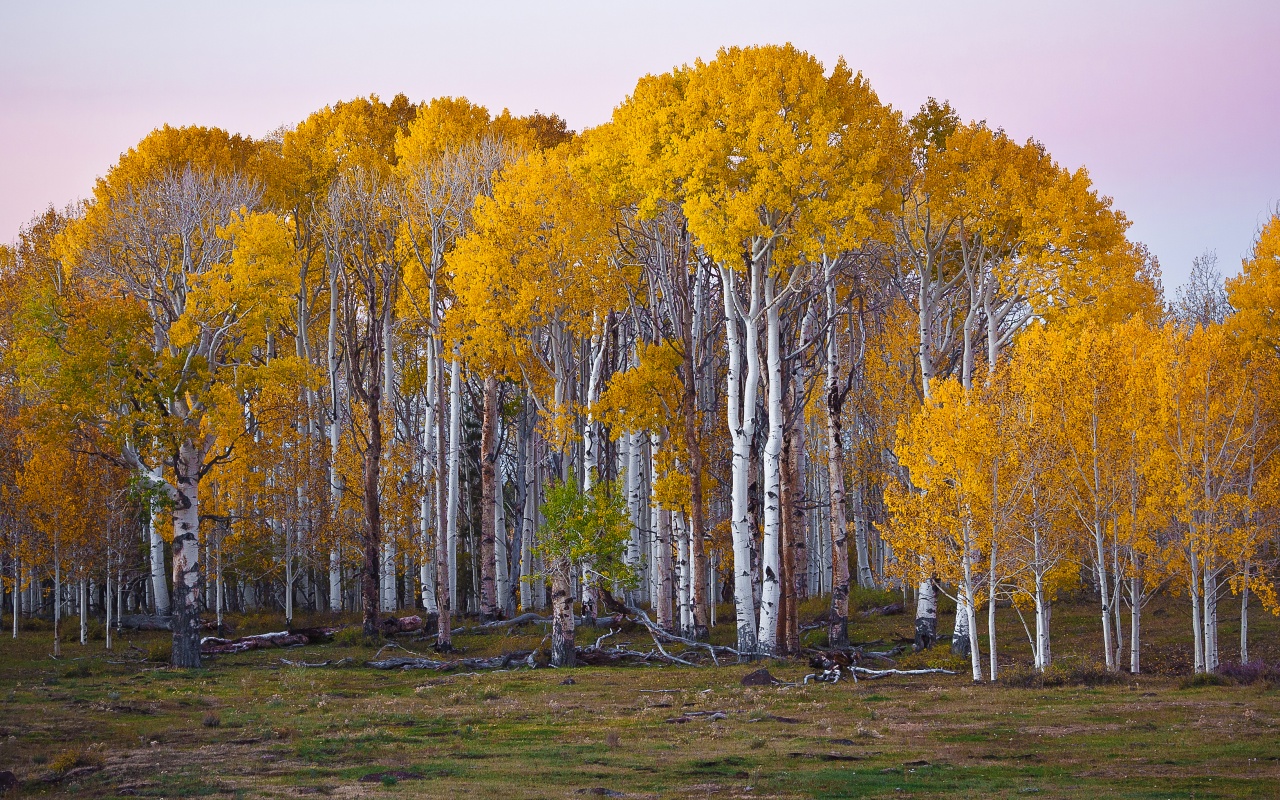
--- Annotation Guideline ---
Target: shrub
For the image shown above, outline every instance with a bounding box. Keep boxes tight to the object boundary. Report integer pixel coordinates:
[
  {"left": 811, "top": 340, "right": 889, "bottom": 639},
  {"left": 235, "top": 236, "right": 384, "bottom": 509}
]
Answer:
[
  {"left": 998, "top": 665, "right": 1044, "bottom": 688},
  {"left": 997, "top": 662, "right": 1129, "bottom": 688},
  {"left": 1180, "top": 672, "right": 1232, "bottom": 689},
  {"left": 895, "top": 648, "right": 969, "bottom": 672},
  {"left": 1052, "top": 663, "right": 1127, "bottom": 687},
  {"left": 1218, "top": 660, "right": 1280, "bottom": 686},
  {"left": 145, "top": 642, "right": 171, "bottom": 663},
  {"left": 333, "top": 627, "right": 379, "bottom": 648},
  {"left": 48, "top": 745, "right": 104, "bottom": 775}
]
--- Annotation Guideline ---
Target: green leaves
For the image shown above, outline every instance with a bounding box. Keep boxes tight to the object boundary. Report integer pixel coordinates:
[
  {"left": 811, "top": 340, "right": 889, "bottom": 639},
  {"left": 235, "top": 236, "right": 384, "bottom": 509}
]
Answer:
[{"left": 536, "top": 477, "right": 634, "bottom": 589}]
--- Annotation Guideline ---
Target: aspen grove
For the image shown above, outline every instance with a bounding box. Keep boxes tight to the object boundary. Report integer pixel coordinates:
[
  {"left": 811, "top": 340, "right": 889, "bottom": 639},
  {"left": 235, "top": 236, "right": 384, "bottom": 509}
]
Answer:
[{"left": 2, "top": 44, "right": 1278, "bottom": 678}]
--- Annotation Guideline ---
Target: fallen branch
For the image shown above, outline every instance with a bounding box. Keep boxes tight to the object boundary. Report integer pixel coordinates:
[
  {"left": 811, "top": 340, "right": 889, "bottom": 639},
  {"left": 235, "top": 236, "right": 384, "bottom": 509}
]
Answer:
[
  {"left": 367, "top": 651, "right": 532, "bottom": 671},
  {"left": 280, "top": 657, "right": 353, "bottom": 668},
  {"left": 852, "top": 666, "right": 956, "bottom": 679},
  {"left": 604, "top": 589, "right": 735, "bottom": 666}
]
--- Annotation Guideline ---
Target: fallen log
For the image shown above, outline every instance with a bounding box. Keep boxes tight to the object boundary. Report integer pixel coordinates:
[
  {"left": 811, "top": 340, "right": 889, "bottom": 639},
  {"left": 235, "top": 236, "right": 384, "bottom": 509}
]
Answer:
[
  {"left": 852, "top": 666, "right": 956, "bottom": 679},
  {"left": 201, "top": 627, "right": 338, "bottom": 655},
  {"left": 366, "top": 641, "right": 683, "bottom": 671},
  {"left": 117, "top": 614, "right": 172, "bottom": 631},
  {"left": 859, "top": 603, "right": 905, "bottom": 618},
  {"left": 381, "top": 614, "right": 434, "bottom": 636},
  {"left": 366, "top": 651, "right": 532, "bottom": 671},
  {"left": 118, "top": 615, "right": 220, "bottom": 632}
]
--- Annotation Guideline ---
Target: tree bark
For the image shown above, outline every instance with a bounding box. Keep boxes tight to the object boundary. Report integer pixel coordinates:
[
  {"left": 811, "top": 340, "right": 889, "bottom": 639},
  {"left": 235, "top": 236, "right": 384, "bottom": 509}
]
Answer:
[
  {"left": 434, "top": 347, "right": 453, "bottom": 650},
  {"left": 479, "top": 375, "right": 500, "bottom": 621},
  {"left": 757, "top": 287, "right": 784, "bottom": 655},
  {"left": 147, "top": 465, "right": 170, "bottom": 617},
  {"left": 360, "top": 407, "right": 382, "bottom": 639},
  {"left": 446, "top": 354, "right": 462, "bottom": 612},
  {"left": 680, "top": 288, "right": 710, "bottom": 640},
  {"left": 171, "top": 440, "right": 205, "bottom": 667},
  {"left": 550, "top": 556, "right": 576, "bottom": 667},
  {"left": 722, "top": 264, "right": 762, "bottom": 656}
]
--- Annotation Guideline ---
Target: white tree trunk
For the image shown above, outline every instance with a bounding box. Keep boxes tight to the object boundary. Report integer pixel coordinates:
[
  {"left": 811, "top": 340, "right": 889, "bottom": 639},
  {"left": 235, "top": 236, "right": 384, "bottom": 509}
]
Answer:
[
  {"left": 1189, "top": 549, "right": 1204, "bottom": 673},
  {"left": 1202, "top": 565, "right": 1219, "bottom": 673},
  {"left": 105, "top": 550, "right": 113, "bottom": 650},
  {"left": 327, "top": 255, "right": 343, "bottom": 613},
  {"left": 148, "top": 466, "right": 170, "bottom": 617},
  {"left": 1240, "top": 564, "right": 1250, "bottom": 664},
  {"left": 1093, "top": 523, "right": 1116, "bottom": 672},
  {"left": 170, "top": 440, "right": 204, "bottom": 667},
  {"left": 1033, "top": 575, "right": 1047, "bottom": 671},
  {"left": 757, "top": 289, "right": 784, "bottom": 655},
  {"left": 496, "top": 468, "right": 510, "bottom": 616},
  {"left": 953, "top": 595, "right": 972, "bottom": 657},
  {"left": 675, "top": 512, "right": 692, "bottom": 634},
  {"left": 446, "top": 355, "right": 462, "bottom": 610},
  {"left": 722, "top": 264, "right": 762, "bottom": 655},
  {"left": 11, "top": 556, "right": 18, "bottom": 639},
  {"left": 1129, "top": 576, "right": 1141, "bottom": 674},
  {"left": 624, "top": 430, "right": 643, "bottom": 604},
  {"left": 654, "top": 483, "right": 674, "bottom": 632},
  {"left": 520, "top": 436, "right": 535, "bottom": 612},
  {"left": 915, "top": 577, "right": 938, "bottom": 651},
  {"left": 960, "top": 541, "right": 981, "bottom": 682},
  {"left": 79, "top": 578, "right": 88, "bottom": 646}
]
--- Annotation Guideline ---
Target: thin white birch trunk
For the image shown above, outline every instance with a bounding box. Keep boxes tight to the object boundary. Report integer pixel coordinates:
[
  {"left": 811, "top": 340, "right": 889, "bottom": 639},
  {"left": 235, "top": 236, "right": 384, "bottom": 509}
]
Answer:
[
  {"left": 722, "top": 263, "right": 762, "bottom": 655},
  {"left": 496, "top": 458, "right": 510, "bottom": 615},
  {"left": 960, "top": 534, "right": 981, "bottom": 682},
  {"left": 1130, "top": 576, "right": 1141, "bottom": 674},
  {"left": 520, "top": 435, "right": 535, "bottom": 612},
  {"left": 148, "top": 466, "right": 170, "bottom": 617},
  {"left": 11, "top": 556, "right": 18, "bottom": 639},
  {"left": 675, "top": 512, "right": 692, "bottom": 633},
  {"left": 757, "top": 282, "right": 783, "bottom": 655},
  {"left": 105, "top": 549, "right": 113, "bottom": 650},
  {"left": 1189, "top": 548, "right": 1204, "bottom": 673},
  {"left": 624, "top": 430, "right": 642, "bottom": 604},
  {"left": 79, "top": 578, "right": 88, "bottom": 646},
  {"left": 170, "top": 440, "right": 204, "bottom": 667},
  {"left": 1240, "top": 563, "right": 1250, "bottom": 664},
  {"left": 446, "top": 354, "right": 462, "bottom": 610},
  {"left": 1203, "top": 565, "right": 1219, "bottom": 673},
  {"left": 327, "top": 255, "right": 343, "bottom": 613},
  {"left": 1093, "top": 521, "right": 1116, "bottom": 672},
  {"left": 655, "top": 505, "right": 674, "bottom": 630}
]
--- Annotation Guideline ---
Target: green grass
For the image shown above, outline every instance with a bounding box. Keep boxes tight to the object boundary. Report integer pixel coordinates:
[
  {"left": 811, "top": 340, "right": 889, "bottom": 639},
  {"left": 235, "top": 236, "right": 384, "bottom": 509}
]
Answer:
[{"left": 0, "top": 597, "right": 1277, "bottom": 797}]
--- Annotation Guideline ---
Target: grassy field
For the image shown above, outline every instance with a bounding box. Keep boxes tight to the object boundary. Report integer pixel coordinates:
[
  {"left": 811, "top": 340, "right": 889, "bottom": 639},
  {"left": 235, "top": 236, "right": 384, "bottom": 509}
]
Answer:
[{"left": 1, "top": 594, "right": 1278, "bottom": 798}]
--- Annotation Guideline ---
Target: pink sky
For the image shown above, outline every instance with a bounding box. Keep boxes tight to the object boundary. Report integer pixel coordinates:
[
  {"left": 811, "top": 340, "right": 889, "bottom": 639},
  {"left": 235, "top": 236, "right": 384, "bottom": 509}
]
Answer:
[{"left": 2, "top": 1, "right": 1276, "bottom": 290}]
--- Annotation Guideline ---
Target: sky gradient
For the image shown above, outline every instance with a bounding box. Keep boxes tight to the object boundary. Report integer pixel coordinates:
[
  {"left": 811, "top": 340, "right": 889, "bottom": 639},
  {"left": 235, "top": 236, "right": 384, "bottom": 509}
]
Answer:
[{"left": 2, "top": 0, "right": 1276, "bottom": 291}]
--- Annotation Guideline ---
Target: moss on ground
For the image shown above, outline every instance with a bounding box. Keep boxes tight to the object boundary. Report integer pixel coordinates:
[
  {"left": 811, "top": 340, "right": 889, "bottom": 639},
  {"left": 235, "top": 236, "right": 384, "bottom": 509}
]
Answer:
[{"left": 0, "top": 596, "right": 1277, "bottom": 797}]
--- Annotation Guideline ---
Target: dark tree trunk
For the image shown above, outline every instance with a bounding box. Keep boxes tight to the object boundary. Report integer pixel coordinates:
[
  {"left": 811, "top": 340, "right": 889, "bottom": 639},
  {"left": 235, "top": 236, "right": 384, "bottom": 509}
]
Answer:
[
  {"left": 826, "top": 381, "right": 850, "bottom": 648},
  {"left": 360, "top": 333, "right": 384, "bottom": 639}
]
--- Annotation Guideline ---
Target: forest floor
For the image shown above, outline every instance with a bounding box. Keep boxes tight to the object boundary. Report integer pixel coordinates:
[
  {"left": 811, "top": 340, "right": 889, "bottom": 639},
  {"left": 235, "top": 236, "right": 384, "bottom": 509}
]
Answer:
[{"left": 1, "top": 592, "right": 1279, "bottom": 798}]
